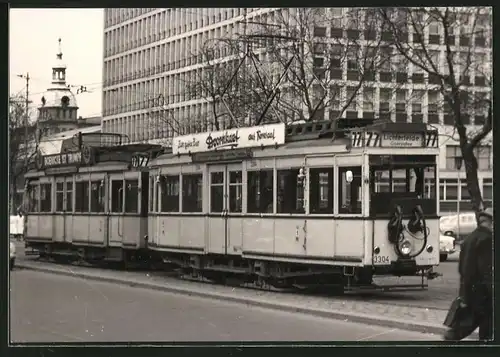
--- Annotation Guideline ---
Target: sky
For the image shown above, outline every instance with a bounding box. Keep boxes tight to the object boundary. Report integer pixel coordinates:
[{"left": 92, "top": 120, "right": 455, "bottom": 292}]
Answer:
[{"left": 9, "top": 9, "right": 103, "bottom": 118}]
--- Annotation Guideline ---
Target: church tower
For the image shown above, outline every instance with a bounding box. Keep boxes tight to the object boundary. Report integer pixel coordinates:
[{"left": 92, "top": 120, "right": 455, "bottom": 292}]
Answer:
[{"left": 37, "top": 38, "right": 79, "bottom": 137}]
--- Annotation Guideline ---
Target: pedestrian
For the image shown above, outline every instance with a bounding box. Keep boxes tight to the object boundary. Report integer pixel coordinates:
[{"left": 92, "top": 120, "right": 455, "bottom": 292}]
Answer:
[{"left": 443, "top": 207, "right": 493, "bottom": 341}]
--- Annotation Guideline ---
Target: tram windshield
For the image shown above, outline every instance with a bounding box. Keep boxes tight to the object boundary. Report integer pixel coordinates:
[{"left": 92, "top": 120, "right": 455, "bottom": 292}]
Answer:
[{"left": 369, "top": 155, "right": 437, "bottom": 217}]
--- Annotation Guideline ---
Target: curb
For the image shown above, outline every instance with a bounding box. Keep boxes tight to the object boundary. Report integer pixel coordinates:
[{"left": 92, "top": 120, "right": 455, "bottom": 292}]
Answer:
[{"left": 16, "top": 263, "right": 478, "bottom": 339}]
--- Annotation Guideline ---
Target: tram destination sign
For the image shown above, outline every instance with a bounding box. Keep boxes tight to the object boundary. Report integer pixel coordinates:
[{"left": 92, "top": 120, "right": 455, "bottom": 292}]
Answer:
[
  {"left": 380, "top": 132, "right": 424, "bottom": 148},
  {"left": 38, "top": 151, "right": 83, "bottom": 169},
  {"left": 172, "top": 123, "right": 286, "bottom": 155}
]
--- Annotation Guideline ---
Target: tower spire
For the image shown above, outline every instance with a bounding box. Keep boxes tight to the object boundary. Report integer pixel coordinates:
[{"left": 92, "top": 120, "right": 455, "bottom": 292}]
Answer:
[{"left": 57, "top": 38, "right": 63, "bottom": 60}]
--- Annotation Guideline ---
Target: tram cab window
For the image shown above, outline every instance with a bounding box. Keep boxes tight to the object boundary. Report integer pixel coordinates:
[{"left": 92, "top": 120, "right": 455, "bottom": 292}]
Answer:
[
  {"left": 210, "top": 172, "right": 224, "bottom": 213},
  {"left": 160, "top": 175, "right": 179, "bottom": 212},
  {"left": 39, "top": 183, "right": 52, "bottom": 212},
  {"left": 124, "top": 180, "right": 139, "bottom": 213},
  {"left": 56, "top": 182, "right": 64, "bottom": 212},
  {"left": 90, "top": 180, "right": 105, "bottom": 213},
  {"left": 27, "top": 184, "right": 39, "bottom": 212},
  {"left": 75, "top": 181, "right": 90, "bottom": 212},
  {"left": 309, "top": 168, "right": 334, "bottom": 214},
  {"left": 182, "top": 174, "right": 203, "bottom": 213},
  {"left": 65, "top": 181, "right": 73, "bottom": 211},
  {"left": 111, "top": 180, "right": 124, "bottom": 213},
  {"left": 247, "top": 170, "right": 274, "bottom": 214},
  {"left": 277, "top": 169, "right": 305, "bottom": 214},
  {"left": 369, "top": 155, "right": 437, "bottom": 216},
  {"left": 338, "top": 166, "right": 362, "bottom": 214}
]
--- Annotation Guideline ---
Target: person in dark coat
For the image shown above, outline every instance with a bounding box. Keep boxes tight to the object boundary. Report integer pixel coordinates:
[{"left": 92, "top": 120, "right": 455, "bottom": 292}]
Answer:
[{"left": 443, "top": 207, "right": 493, "bottom": 341}]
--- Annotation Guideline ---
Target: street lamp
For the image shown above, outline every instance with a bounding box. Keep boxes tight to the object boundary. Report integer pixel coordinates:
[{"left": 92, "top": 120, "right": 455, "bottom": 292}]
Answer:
[{"left": 455, "top": 157, "right": 462, "bottom": 240}]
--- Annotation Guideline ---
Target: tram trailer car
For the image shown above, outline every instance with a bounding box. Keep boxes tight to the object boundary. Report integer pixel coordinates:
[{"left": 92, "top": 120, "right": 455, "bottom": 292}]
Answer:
[
  {"left": 23, "top": 137, "right": 164, "bottom": 265},
  {"left": 147, "top": 119, "right": 441, "bottom": 290}
]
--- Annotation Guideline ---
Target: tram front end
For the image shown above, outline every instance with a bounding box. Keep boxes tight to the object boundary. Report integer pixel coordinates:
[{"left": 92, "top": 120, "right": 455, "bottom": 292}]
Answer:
[{"left": 355, "top": 124, "right": 441, "bottom": 278}]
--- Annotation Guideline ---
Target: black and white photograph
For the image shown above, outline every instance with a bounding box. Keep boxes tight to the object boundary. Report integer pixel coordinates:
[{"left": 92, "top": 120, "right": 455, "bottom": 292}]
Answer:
[{"left": 8, "top": 7, "right": 492, "bottom": 344}]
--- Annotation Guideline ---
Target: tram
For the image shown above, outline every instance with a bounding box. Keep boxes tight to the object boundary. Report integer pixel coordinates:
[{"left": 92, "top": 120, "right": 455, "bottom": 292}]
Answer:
[
  {"left": 23, "top": 132, "right": 163, "bottom": 265},
  {"left": 147, "top": 118, "right": 441, "bottom": 289}
]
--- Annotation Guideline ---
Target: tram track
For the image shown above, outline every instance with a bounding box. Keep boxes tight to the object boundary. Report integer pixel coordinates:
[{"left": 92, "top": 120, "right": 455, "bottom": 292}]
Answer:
[{"left": 19, "top": 255, "right": 453, "bottom": 311}]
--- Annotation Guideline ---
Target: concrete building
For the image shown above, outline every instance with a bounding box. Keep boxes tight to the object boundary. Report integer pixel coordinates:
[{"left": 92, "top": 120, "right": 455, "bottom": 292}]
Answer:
[{"left": 101, "top": 8, "right": 492, "bottom": 212}]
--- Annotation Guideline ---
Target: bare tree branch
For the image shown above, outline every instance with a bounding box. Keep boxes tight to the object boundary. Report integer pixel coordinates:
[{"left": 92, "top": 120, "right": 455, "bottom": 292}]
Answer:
[{"left": 380, "top": 6, "right": 492, "bottom": 215}]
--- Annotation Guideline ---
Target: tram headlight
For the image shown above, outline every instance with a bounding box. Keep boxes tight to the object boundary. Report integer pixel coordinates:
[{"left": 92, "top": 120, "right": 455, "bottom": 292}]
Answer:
[{"left": 399, "top": 240, "right": 412, "bottom": 256}]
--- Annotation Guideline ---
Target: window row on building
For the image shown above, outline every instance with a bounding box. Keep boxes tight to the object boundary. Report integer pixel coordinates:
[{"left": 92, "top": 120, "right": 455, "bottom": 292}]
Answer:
[
  {"left": 101, "top": 82, "right": 490, "bottom": 142},
  {"left": 103, "top": 39, "right": 491, "bottom": 90},
  {"left": 445, "top": 145, "right": 492, "bottom": 171},
  {"left": 104, "top": 8, "right": 255, "bottom": 58}
]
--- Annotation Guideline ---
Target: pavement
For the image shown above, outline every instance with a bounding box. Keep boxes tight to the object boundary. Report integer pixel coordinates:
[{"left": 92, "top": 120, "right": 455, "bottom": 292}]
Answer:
[
  {"left": 10, "top": 269, "right": 444, "bottom": 342},
  {"left": 12, "top": 259, "right": 478, "bottom": 340},
  {"left": 13, "top": 239, "right": 478, "bottom": 339},
  {"left": 14, "top": 239, "right": 462, "bottom": 310}
]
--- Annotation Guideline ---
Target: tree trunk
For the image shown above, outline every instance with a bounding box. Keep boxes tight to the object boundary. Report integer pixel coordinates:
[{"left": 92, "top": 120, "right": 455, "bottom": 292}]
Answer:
[{"left": 461, "top": 144, "right": 484, "bottom": 216}]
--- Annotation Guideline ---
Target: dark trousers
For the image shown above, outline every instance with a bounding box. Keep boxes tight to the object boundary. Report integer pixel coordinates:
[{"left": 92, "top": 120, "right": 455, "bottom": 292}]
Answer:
[{"left": 444, "top": 303, "right": 492, "bottom": 341}]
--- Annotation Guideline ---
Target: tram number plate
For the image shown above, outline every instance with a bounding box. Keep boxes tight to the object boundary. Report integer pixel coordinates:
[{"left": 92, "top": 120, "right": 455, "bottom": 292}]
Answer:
[
  {"left": 373, "top": 256, "right": 390, "bottom": 264},
  {"left": 131, "top": 154, "right": 149, "bottom": 168}
]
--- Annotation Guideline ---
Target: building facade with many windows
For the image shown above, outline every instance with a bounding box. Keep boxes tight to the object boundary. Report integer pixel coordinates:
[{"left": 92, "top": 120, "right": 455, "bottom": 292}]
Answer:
[{"left": 102, "top": 7, "right": 492, "bottom": 212}]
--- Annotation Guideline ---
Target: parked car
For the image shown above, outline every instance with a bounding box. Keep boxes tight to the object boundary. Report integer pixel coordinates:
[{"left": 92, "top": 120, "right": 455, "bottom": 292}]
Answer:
[
  {"left": 10, "top": 240, "right": 16, "bottom": 270},
  {"left": 439, "top": 233, "right": 456, "bottom": 261},
  {"left": 439, "top": 213, "right": 477, "bottom": 243}
]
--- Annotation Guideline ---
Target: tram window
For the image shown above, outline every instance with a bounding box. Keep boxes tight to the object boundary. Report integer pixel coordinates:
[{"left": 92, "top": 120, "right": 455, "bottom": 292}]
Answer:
[
  {"left": 75, "top": 181, "right": 90, "bottom": 213},
  {"left": 229, "top": 171, "right": 242, "bottom": 213},
  {"left": 182, "top": 174, "right": 202, "bottom": 213},
  {"left": 309, "top": 168, "right": 334, "bottom": 214},
  {"left": 247, "top": 170, "right": 274, "bottom": 214},
  {"left": 39, "top": 183, "right": 52, "bottom": 212},
  {"left": 111, "top": 180, "right": 123, "bottom": 213},
  {"left": 424, "top": 167, "right": 436, "bottom": 199},
  {"left": 210, "top": 171, "right": 224, "bottom": 213},
  {"left": 277, "top": 169, "right": 305, "bottom": 214},
  {"left": 56, "top": 183, "right": 64, "bottom": 212},
  {"left": 338, "top": 166, "right": 362, "bottom": 214},
  {"left": 90, "top": 180, "right": 105, "bottom": 213},
  {"left": 124, "top": 180, "right": 139, "bottom": 213},
  {"left": 160, "top": 175, "right": 180, "bottom": 212},
  {"left": 392, "top": 169, "right": 407, "bottom": 193},
  {"left": 65, "top": 181, "right": 73, "bottom": 211}
]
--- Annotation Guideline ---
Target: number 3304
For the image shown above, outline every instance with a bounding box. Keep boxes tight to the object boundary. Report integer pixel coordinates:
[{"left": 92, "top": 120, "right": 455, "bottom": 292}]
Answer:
[{"left": 373, "top": 256, "right": 390, "bottom": 264}]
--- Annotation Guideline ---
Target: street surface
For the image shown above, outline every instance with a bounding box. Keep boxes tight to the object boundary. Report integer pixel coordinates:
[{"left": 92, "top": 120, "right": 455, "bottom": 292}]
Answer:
[
  {"left": 14, "top": 240, "right": 461, "bottom": 310},
  {"left": 10, "top": 269, "right": 442, "bottom": 342}
]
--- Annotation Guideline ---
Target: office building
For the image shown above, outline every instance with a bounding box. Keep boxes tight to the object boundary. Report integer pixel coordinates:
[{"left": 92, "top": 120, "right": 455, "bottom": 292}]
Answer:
[{"left": 102, "top": 8, "right": 492, "bottom": 212}]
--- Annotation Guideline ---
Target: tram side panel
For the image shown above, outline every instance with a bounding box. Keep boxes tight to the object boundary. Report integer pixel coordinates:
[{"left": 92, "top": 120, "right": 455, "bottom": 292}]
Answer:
[
  {"left": 72, "top": 215, "right": 90, "bottom": 245},
  {"left": 333, "top": 220, "right": 365, "bottom": 262},
  {"left": 241, "top": 217, "right": 274, "bottom": 255},
  {"left": 179, "top": 216, "right": 205, "bottom": 250},
  {"left": 53, "top": 214, "right": 65, "bottom": 242},
  {"left": 271, "top": 218, "right": 362, "bottom": 263}
]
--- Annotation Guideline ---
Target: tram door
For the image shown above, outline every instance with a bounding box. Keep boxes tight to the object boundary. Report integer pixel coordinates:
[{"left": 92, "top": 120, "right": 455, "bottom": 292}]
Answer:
[{"left": 207, "top": 164, "right": 243, "bottom": 255}]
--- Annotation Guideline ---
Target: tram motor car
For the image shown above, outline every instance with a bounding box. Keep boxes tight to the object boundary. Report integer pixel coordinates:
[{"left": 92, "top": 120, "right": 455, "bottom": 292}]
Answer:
[{"left": 146, "top": 118, "right": 441, "bottom": 291}]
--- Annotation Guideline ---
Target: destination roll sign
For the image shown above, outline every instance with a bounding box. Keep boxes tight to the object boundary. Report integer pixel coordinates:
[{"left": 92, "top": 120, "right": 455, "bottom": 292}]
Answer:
[{"left": 38, "top": 151, "right": 83, "bottom": 169}]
